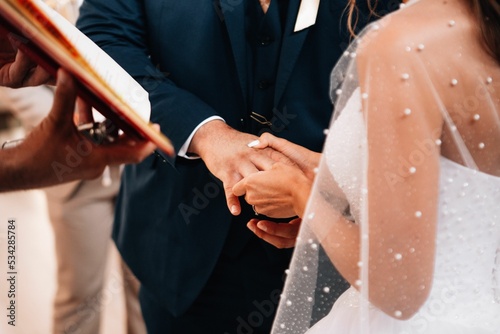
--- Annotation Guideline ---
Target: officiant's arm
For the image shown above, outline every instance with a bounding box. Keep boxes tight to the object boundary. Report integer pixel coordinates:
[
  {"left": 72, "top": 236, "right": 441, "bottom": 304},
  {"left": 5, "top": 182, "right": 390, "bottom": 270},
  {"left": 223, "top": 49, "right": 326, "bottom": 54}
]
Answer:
[{"left": 0, "top": 70, "right": 157, "bottom": 192}]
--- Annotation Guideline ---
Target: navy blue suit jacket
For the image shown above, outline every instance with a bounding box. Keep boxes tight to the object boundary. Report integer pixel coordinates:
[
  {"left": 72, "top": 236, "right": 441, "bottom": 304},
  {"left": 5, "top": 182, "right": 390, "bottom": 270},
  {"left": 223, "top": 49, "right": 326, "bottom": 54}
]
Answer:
[{"left": 78, "top": 0, "right": 395, "bottom": 316}]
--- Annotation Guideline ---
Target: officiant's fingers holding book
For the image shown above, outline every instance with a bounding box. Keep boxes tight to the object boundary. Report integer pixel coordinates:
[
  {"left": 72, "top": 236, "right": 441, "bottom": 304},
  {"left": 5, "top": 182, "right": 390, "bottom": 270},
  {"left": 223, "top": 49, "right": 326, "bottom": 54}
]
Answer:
[
  {"left": 0, "top": 69, "right": 157, "bottom": 192},
  {"left": 0, "top": 30, "right": 52, "bottom": 87}
]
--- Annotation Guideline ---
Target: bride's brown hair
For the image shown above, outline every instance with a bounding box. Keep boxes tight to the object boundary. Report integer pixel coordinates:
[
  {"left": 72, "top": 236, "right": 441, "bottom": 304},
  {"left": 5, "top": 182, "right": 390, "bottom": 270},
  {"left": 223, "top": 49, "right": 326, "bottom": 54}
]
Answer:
[
  {"left": 346, "top": 0, "right": 500, "bottom": 63},
  {"left": 471, "top": 0, "right": 500, "bottom": 63}
]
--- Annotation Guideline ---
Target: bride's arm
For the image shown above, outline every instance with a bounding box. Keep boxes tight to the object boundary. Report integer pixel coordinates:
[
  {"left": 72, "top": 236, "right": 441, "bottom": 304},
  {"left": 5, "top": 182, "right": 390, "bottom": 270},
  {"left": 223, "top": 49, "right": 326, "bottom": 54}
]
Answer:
[{"left": 308, "top": 27, "right": 444, "bottom": 319}]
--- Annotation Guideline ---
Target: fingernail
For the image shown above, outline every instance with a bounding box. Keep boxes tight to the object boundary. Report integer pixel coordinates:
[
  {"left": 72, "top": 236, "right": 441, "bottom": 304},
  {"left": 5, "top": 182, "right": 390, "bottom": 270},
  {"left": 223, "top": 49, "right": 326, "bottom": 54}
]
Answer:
[
  {"left": 247, "top": 140, "right": 260, "bottom": 148},
  {"left": 257, "top": 222, "right": 267, "bottom": 232},
  {"left": 231, "top": 205, "right": 238, "bottom": 215}
]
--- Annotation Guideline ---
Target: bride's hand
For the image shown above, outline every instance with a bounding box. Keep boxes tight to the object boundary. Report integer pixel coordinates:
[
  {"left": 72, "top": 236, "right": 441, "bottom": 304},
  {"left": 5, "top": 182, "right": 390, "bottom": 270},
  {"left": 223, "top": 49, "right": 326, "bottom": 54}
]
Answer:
[
  {"left": 246, "top": 218, "right": 301, "bottom": 249},
  {"left": 233, "top": 162, "right": 312, "bottom": 218},
  {"left": 248, "top": 132, "right": 321, "bottom": 180}
]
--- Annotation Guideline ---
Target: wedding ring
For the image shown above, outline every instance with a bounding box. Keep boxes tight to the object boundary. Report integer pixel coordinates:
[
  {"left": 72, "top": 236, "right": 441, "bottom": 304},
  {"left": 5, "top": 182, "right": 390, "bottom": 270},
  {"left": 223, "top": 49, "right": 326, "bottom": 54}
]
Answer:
[{"left": 252, "top": 205, "right": 259, "bottom": 216}]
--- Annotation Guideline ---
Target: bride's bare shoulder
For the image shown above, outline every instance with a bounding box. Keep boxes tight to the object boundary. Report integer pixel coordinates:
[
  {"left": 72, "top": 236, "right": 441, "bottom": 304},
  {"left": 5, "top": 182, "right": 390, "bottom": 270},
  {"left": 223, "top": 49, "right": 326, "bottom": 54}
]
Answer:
[{"left": 357, "top": 0, "right": 473, "bottom": 61}]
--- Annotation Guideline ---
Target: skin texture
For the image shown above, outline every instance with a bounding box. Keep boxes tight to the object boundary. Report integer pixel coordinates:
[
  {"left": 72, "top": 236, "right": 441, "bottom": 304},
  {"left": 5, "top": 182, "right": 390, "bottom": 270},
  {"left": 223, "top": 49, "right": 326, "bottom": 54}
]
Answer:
[
  {"left": 232, "top": 132, "right": 320, "bottom": 248},
  {"left": 188, "top": 121, "right": 295, "bottom": 216}
]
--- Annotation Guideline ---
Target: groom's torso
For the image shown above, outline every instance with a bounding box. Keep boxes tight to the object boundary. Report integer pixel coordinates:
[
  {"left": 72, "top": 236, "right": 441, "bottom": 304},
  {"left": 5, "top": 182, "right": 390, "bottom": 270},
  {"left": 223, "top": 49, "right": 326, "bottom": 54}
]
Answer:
[{"left": 105, "top": 0, "right": 396, "bottom": 315}]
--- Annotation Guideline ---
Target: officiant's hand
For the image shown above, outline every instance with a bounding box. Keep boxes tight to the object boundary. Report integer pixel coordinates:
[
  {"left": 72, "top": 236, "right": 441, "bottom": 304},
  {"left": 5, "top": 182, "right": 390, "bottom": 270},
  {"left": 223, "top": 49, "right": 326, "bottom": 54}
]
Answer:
[
  {"left": 0, "top": 29, "right": 52, "bottom": 87},
  {"left": 2, "top": 69, "right": 157, "bottom": 191},
  {"left": 187, "top": 121, "right": 294, "bottom": 216},
  {"left": 246, "top": 218, "right": 301, "bottom": 249}
]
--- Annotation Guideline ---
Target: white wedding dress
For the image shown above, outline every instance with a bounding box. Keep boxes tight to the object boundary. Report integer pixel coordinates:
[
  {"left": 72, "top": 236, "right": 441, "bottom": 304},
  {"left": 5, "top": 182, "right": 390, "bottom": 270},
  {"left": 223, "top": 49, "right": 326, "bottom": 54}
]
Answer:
[
  {"left": 307, "top": 89, "right": 500, "bottom": 333},
  {"left": 271, "top": 0, "right": 500, "bottom": 333}
]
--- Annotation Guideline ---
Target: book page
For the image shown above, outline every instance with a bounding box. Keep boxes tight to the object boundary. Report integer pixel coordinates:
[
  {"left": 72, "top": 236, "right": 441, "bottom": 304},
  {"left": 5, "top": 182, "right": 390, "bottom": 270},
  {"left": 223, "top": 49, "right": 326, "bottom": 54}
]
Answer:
[{"left": 36, "top": 0, "right": 151, "bottom": 122}]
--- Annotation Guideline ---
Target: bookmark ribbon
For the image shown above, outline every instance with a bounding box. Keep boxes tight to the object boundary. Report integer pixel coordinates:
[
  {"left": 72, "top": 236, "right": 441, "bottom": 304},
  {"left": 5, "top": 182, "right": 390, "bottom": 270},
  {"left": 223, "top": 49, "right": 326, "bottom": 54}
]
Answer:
[{"left": 293, "top": 0, "right": 320, "bottom": 32}]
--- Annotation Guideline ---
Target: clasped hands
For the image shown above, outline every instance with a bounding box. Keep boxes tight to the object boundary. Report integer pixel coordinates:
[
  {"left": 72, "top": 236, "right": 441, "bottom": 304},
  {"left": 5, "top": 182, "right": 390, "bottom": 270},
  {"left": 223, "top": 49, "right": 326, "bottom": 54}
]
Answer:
[
  {"left": 234, "top": 133, "right": 321, "bottom": 248},
  {"left": 189, "top": 124, "right": 320, "bottom": 249}
]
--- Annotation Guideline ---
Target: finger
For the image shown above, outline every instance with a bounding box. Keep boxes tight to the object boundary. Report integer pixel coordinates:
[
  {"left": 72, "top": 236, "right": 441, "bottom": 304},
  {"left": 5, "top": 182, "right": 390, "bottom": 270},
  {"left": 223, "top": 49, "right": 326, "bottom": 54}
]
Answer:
[
  {"left": 249, "top": 152, "right": 275, "bottom": 171},
  {"left": 232, "top": 178, "right": 247, "bottom": 197},
  {"left": 248, "top": 145, "right": 295, "bottom": 171},
  {"left": 247, "top": 220, "right": 296, "bottom": 249},
  {"left": 8, "top": 49, "right": 37, "bottom": 87},
  {"left": 247, "top": 132, "right": 278, "bottom": 149},
  {"left": 224, "top": 173, "right": 242, "bottom": 215},
  {"left": 225, "top": 186, "right": 241, "bottom": 215},
  {"left": 260, "top": 133, "right": 301, "bottom": 157},
  {"left": 265, "top": 147, "right": 295, "bottom": 166},
  {"left": 256, "top": 218, "right": 301, "bottom": 239},
  {"left": 8, "top": 37, "right": 53, "bottom": 85},
  {"left": 238, "top": 160, "right": 260, "bottom": 178},
  {"left": 22, "top": 64, "right": 52, "bottom": 86},
  {"left": 48, "top": 69, "right": 77, "bottom": 127},
  {"left": 75, "top": 97, "right": 94, "bottom": 125}
]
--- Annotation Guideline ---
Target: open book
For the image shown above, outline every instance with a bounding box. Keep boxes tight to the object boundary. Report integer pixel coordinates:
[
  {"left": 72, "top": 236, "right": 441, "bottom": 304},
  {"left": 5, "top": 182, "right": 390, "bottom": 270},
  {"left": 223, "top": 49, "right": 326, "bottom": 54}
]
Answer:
[{"left": 0, "top": 0, "right": 174, "bottom": 156}]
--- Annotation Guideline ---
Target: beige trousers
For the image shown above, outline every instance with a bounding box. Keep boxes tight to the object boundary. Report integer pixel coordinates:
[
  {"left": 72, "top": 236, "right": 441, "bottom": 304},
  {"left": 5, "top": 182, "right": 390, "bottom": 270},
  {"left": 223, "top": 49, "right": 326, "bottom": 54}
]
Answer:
[{"left": 45, "top": 167, "right": 146, "bottom": 334}]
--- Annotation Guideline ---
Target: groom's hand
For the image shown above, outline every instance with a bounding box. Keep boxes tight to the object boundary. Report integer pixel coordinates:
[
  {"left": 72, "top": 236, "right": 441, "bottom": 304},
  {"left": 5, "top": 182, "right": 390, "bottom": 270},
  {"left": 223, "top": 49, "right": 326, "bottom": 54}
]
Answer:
[{"left": 188, "top": 120, "right": 293, "bottom": 215}]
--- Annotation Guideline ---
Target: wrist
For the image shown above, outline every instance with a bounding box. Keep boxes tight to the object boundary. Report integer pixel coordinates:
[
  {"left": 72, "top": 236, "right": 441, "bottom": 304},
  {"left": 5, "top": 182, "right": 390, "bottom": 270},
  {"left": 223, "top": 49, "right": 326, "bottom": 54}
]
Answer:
[
  {"left": 188, "top": 119, "right": 230, "bottom": 158},
  {"left": 292, "top": 173, "right": 312, "bottom": 218},
  {"left": 304, "top": 152, "right": 322, "bottom": 180}
]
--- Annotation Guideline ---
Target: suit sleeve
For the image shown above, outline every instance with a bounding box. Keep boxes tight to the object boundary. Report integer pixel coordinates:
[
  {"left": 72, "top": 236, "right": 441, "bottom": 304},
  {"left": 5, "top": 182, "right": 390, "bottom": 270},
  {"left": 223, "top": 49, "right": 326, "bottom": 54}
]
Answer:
[{"left": 77, "top": 0, "right": 219, "bottom": 159}]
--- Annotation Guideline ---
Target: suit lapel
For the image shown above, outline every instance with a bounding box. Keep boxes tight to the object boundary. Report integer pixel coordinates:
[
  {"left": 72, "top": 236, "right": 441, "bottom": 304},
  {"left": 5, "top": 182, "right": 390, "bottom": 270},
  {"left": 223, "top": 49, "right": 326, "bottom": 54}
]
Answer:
[
  {"left": 218, "top": 0, "right": 248, "bottom": 105},
  {"left": 274, "top": 0, "right": 310, "bottom": 105}
]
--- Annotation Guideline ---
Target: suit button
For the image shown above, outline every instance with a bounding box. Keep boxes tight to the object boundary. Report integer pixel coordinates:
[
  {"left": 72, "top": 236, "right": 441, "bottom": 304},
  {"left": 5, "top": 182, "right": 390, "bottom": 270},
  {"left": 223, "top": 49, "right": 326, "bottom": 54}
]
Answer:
[
  {"left": 258, "top": 80, "right": 271, "bottom": 90},
  {"left": 259, "top": 35, "right": 273, "bottom": 46}
]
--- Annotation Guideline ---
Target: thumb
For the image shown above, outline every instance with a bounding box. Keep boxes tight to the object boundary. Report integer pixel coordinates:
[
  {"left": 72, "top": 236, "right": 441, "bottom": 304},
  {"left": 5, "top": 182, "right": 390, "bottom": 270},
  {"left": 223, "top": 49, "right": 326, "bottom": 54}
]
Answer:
[
  {"left": 259, "top": 132, "right": 290, "bottom": 152},
  {"left": 247, "top": 132, "right": 287, "bottom": 151},
  {"left": 246, "top": 132, "right": 274, "bottom": 149},
  {"left": 48, "top": 69, "right": 77, "bottom": 127}
]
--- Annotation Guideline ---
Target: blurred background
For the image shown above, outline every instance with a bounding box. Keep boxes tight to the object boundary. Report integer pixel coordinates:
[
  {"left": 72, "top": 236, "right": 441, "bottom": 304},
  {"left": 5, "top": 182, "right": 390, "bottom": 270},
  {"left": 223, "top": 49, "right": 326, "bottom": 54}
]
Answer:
[{"left": 0, "top": 1, "right": 143, "bottom": 333}]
